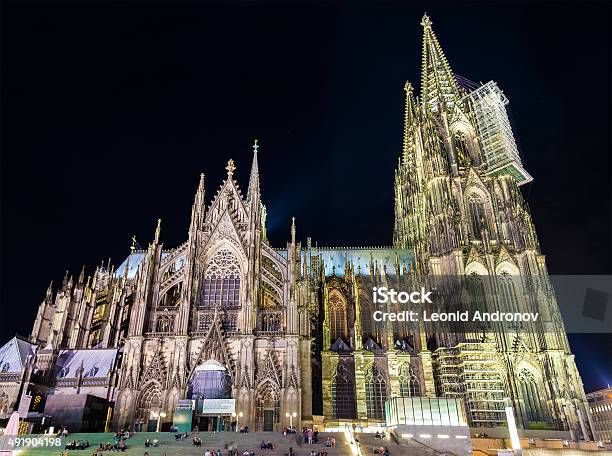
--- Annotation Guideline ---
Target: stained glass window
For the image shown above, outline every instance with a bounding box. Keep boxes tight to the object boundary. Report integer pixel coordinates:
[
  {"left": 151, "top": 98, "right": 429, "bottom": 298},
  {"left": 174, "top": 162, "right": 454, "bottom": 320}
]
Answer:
[
  {"left": 329, "top": 292, "right": 347, "bottom": 342},
  {"left": 468, "top": 194, "right": 486, "bottom": 239},
  {"left": 332, "top": 361, "right": 356, "bottom": 419},
  {"left": 202, "top": 249, "right": 241, "bottom": 308},
  {"left": 365, "top": 364, "right": 388, "bottom": 420}
]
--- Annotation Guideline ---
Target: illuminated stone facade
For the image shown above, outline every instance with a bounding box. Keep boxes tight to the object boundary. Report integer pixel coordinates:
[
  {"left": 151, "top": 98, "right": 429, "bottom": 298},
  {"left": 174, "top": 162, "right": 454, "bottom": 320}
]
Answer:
[{"left": 0, "top": 15, "right": 594, "bottom": 439}]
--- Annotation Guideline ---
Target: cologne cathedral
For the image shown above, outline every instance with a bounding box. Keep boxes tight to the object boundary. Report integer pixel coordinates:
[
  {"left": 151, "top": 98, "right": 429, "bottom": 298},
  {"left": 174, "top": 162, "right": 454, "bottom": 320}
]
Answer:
[{"left": 0, "top": 16, "right": 595, "bottom": 439}]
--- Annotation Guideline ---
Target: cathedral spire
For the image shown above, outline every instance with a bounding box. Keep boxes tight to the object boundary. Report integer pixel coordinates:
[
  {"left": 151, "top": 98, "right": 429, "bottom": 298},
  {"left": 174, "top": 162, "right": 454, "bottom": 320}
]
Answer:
[
  {"left": 247, "top": 139, "right": 260, "bottom": 203},
  {"left": 420, "top": 14, "right": 461, "bottom": 112},
  {"left": 403, "top": 81, "right": 417, "bottom": 162}
]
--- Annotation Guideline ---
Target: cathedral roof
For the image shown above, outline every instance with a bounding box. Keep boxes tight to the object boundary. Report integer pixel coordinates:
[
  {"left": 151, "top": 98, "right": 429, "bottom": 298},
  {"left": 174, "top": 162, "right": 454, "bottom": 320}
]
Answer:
[
  {"left": 0, "top": 337, "right": 37, "bottom": 373},
  {"left": 301, "top": 246, "right": 414, "bottom": 277},
  {"left": 54, "top": 348, "right": 118, "bottom": 379},
  {"left": 115, "top": 251, "right": 171, "bottom": 279}
]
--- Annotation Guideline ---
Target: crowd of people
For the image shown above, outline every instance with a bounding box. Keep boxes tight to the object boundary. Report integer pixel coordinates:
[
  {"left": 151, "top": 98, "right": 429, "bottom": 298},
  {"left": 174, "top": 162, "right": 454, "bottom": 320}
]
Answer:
[
  {"left": 300, "top": 427, "right": 318, "bottom": 445},
  {"left": 64, "top": 440, "right": 90, "bottom": 450}
]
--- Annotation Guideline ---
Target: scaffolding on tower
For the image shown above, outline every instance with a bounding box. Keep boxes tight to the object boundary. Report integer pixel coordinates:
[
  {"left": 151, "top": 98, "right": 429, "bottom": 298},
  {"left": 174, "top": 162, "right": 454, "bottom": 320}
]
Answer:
[{"left": 468, "top": 81, "right": 533, "bottom": 185}]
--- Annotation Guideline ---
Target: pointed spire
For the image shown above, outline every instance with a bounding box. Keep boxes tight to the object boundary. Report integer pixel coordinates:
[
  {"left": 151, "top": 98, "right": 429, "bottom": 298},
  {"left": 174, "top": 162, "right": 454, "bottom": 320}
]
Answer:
[
  {"left": 403, "top": 81, "right": 417, "bottom": 162},
  {"left": 189, "top": 173, "right": 206, "bottom": 237},
  {"left": 197, "top": 172, "right": 205, "bottom": 198},
  {"left": 46, "top": 281, "right": 54, "bottom": 300},
  {"left": 247, "top": 139, "right": 260, "bottom": 203},
  {"left": 78, "top": 265, "right": 85, "bottom": 284},
  {"left": 420, "top": 14, "right": 461, "bottom": 112},
  {"left": 291, "top": 217, "right": 296, "bottom": 244},
  {"left": 154, "top": 218, "right": 161, "bottom": 244}
]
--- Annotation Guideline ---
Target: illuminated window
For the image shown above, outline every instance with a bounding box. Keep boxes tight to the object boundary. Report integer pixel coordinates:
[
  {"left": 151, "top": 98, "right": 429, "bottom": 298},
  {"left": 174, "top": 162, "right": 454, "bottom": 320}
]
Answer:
[
  {"left": 366, "top": 364, "right": 388, "bottom": 420},
  {"left": 399, "top": 366, "right": 421, "bottom": 397},
  {"left": 329, "top": 292, "right": 347, "bottom": 342},
  {"left": 519, "top": 370, "right": 544, "bottom": 422},
  {"left": 202, "top": 249, "right": 241, "bottom": 308}
]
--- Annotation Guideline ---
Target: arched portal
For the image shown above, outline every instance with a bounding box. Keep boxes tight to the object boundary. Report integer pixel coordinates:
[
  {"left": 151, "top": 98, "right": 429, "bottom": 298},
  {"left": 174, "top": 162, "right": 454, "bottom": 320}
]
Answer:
[
  {"left": 188, "top": 359, "right": 233, "bottom": 432},
  {"left": 136, "top": 383, "right": 162, "bottom": 431},
  {"left": 255, "top": 382, "right": 280, "bottom": 432}
]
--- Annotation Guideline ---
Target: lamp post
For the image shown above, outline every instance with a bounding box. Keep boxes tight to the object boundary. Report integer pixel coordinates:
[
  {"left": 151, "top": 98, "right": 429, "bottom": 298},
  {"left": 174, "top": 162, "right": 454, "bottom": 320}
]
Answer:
[
  {"left": 152, "top": 411, "right": 166, "bottom": 433},
  {"left": 285, "top": 411, "right": 297, "bottom": 429},
  {"left": 232, "top": 411, "right": 243, "bottom": 432}
]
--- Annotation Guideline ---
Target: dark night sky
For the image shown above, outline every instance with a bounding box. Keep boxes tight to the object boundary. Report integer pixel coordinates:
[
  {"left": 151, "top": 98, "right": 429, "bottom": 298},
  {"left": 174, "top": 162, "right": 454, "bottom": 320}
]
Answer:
[{"left": 1, "top": 2, "right": 610, "bottom": 391}]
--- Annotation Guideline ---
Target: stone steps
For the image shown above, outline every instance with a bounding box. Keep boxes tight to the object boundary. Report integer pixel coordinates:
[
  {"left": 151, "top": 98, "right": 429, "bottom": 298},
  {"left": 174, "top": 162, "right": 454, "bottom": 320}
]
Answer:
[
  {"left": 356, "top": 432, "right": 439, "bottom": 456},
  {"left": 21, "top": 431, "right": 351, "bottom": 456}
]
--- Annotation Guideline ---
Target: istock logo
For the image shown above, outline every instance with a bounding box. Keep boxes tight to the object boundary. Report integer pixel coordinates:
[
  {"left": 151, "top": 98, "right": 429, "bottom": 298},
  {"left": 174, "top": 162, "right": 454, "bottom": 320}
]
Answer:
[{"left": 372, "top": 286, "right": 433, "bottom": 304}]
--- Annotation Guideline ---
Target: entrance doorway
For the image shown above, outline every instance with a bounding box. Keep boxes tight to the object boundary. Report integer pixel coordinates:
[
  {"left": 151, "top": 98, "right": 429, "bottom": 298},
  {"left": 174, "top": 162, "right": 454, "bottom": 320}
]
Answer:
[
  {"left": 194, "top": 415, "right": 231, "bottom": 432},
  {"left": 263, "top": 410, "right": 274, "bottom": 431},
  {"left": 147, "top": 418, "right": 158, "bottom": 432}
]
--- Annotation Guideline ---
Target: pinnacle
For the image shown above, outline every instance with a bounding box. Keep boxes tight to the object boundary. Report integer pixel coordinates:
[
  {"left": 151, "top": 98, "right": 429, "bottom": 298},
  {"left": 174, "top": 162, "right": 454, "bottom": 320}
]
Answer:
[{"left": 421, "top": 13, "right": 432, "bottom": 29}]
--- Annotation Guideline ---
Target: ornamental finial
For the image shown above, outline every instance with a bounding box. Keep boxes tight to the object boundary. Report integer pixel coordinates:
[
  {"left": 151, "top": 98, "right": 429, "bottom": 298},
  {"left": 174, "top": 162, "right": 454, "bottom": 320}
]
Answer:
[
  {"left": 404, "top": 81, "right": 413, "bottom": 93},
  {"left": 253, "top": 139, "right": 259, "bottom": 153},
  {"left": 226, "top": 159, "right": 236, "bottom": 175},
  {"left": 421, "top": 13, "right": 432, "bottom": 29}
]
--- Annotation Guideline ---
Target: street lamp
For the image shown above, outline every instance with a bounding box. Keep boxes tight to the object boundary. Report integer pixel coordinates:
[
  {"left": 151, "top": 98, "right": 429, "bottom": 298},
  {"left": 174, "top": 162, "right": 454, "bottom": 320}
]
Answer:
[
  {"left": 232, "top": 411, "right": 243, "bottom": 432},
  {"left": 151, "top": 411, "right": 166, "bottom": 433},
  {"left": 285, "top": 411, "right": 297, "bottom": 429}
]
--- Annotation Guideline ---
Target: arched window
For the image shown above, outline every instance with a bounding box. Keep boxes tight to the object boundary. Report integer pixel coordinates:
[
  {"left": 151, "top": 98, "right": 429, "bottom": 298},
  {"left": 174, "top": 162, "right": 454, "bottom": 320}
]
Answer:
[
  {"left": 360, "top": 295, "right": 374, "bottom": 338},
  {"left": 329, "top": 292, "right": 348, "bottom": 342},
  {"left": 468, "top": 194, "right": 486, "bottom": 239},
  {"left": 453, "top": 130, "right": 472, "bottom": 167},
  {"left": 399, "top": 366, "right": 421, "bottom": 397},
  {"left": 519, "top": 370, "right": 544, "bottom": 422},
  {"left": 202, "top": 250, "right": 241, "bottom": 308},
  {"left": 499, "top": 273, "right": 518, "bottom": 311},
  {"left": 332, "top": 360, "right": 356, "bottom": 419},
  {"left": 261, "top": 312, "right": 282, "bottom": 332},
  {"left": 155, "top": 314, "right": 175, "bottom": 333},
  {"left": 466, "top": 273, "right": 485, "bottom": 307},
  {"left": 365, "top": 364, "right": 388, "bottom": 420}
]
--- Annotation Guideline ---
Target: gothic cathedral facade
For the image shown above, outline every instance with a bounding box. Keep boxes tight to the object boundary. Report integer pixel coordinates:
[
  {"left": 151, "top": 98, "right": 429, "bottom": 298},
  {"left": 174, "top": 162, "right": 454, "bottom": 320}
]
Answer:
[{"left": 0, "top": 15, "right": 594, "bottom": 439}]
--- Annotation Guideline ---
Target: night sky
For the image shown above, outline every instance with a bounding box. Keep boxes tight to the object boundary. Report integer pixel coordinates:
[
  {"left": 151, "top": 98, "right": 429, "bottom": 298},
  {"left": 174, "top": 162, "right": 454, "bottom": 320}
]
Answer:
[{"left": 1, "top": 3, "right": 610, "bottom": 391}]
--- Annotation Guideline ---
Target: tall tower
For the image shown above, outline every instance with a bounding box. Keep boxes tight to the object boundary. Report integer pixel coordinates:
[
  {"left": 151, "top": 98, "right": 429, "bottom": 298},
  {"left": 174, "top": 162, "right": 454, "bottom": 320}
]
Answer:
[{"left": 394, "top": 15, "right": 594, "bottom": 437}]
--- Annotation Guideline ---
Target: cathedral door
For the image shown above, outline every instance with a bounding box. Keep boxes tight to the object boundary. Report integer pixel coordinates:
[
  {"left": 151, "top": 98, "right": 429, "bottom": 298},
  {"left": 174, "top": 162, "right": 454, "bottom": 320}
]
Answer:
[{"left": 263, "top": 410, "right": 274, "bottom": 431}]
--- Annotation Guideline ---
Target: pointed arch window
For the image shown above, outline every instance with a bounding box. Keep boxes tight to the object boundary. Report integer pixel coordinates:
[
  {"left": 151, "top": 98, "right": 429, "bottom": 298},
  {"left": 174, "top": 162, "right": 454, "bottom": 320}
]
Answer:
[
  {"left": 518, "top": 370, "right": 545, "bottom": 422},
  {"left": 332, "top": 359, "right": 356, "bottom": 419},
  {"left": 399, "top": 366, "right": 421, "bottom": 397},
  {"left": 155, "top": 314, "right": 175, "bottom": 333},
  {"left": 360, "top": 294, "right": 374, "bottom": 338},
  {"left": 202, "top": 249, "right": 241, "bottom": 308},
  {"left": 468, "top": 194, "right": 486, "bottom": 239},
  {"left": 466, "top": 273, "right": 485, "bottom": 307},
  {"left": 329, "top": 292, "right": 348, "bottom": 343},
  {"left": 365, "top": 364, "right": 388, "bottom": 420},
  {"left": 499, "top": 273, "right": 518, "bottom": 312}
]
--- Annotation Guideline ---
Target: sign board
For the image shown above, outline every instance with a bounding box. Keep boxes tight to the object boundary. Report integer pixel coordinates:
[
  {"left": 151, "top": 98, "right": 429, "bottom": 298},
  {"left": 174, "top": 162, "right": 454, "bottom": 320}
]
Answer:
[
  {"left": 199, "top": 399, "right": 235, "bottom": 415},
  {"left": 173, "top": 402, "right": 193, "bottom": 433}
]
